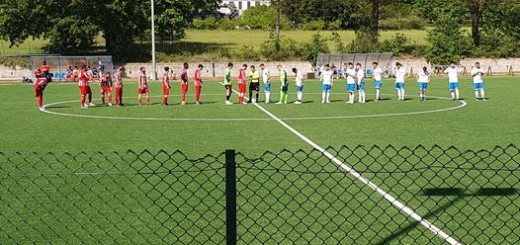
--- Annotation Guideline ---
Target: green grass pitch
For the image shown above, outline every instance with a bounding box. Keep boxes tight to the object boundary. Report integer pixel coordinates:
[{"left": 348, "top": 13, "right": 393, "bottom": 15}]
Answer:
[{"left": 0, "top": 76, "right": 518, "bottom": 244}]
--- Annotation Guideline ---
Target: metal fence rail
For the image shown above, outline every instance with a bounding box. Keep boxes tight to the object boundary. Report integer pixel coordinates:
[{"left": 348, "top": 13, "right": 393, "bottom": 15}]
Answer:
[{"left": 0, "top": 145, "right": 518, "bottom": 244}]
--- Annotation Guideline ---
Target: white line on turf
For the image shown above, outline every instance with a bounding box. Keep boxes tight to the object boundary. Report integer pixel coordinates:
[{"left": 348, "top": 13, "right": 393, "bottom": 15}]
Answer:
[
  {"left": 40, "top": 94, "right": 466, "bottom": 122},
  {"left": 221, "top": 82, "right": 462, "bottom": 245}
]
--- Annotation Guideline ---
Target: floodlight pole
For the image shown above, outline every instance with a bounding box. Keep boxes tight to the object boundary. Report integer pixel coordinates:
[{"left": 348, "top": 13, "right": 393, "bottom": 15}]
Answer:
[{"left": 151, "top": 0, "right": 157, "bottom": 81}]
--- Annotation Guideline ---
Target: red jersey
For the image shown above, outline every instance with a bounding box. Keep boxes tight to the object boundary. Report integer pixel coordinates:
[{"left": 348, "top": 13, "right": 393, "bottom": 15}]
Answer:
[
  {"left": 100, "top": 75, "right": 111, "bottom": 88},
  {"left": 180, "top": 69, "right": 188, "bottom": 84},
  {"left": 113, "top": 72, "right": 123, "bottom": 88},
  {"left": 162, "top": 71, "right": 170, "bottom": 88},
  {"left": 238, "top": 68, "right": 246, "bottom": 84},
  {"left": 78, "top": 70, "right": 88, "bottom": 87},
  {"left": 194, "top": 69, "right": 202, "bottom": 87},
  {"left": 40, "top": 64, "right": 51, "bottom": 72},
  {"left": 138, "top": 71, "right": 147, "bottom": 89},
  {"left": 34, "top": 77, "right": 48, "bottom": 87}
]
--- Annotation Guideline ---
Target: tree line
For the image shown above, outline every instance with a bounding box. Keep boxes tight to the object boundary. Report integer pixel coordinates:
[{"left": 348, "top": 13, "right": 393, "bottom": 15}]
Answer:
[{"left": 1, "top": 0, "right": 519, "bottom": 64}]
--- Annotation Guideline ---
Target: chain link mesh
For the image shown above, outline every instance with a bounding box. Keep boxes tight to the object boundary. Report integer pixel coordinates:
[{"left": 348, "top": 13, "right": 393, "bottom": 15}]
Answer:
[{"left": 1, "top": 145, "right": 519, "bottom": 244}]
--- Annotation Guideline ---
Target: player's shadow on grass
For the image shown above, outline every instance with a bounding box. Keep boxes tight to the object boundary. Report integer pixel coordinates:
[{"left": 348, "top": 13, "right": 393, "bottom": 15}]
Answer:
[{"left": 374, "top": 187, "right": 518, "bottom": 245}]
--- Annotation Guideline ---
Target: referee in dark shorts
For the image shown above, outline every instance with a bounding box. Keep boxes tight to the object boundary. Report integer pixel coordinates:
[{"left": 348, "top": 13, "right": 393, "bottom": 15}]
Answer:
[{"left": 248, "top": 65, "right": 261, "bottom": 103}]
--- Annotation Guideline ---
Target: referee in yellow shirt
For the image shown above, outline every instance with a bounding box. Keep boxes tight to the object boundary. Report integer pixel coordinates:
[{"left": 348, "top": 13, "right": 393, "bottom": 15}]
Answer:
[{"left": 248, "top": 65, "right": 261, "bottom": 104}]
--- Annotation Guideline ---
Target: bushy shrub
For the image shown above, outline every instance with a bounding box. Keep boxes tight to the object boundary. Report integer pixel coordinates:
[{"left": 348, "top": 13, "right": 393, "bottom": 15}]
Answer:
[
  {"left": 259, "top": 37, "right": 303, "bottom": 61},
  {"left": 236, "top": 45, "right": 261, "bottom": 61},
  {"left": 218, "top": 19, "right": 241, "bottom": 30},
  {"left": 302, "top": 20, "right": 326, "bottom": 30},
  {"left": 192, "top": 17, "right": 218, "bottom": 30},
  {"left": 302, "top": 32, "right": 329, "bottom": 63},
  {"left": 328, "top": 20, "right": 342, "bottom": 31},
  {"left": 378, "top": 33, "right": 410, "bottom": 55},
  {"left": 0, "top": 56, "right": 30, "bottom": 68},
  {"left": 241, "top": 5, "right": 290, "bottom": 30},
  {"left": 379, "top": 16, "right": 426, "bottom": 30},
  {"left": 349, "top": 27, "right": 378, "bottom": 53}
]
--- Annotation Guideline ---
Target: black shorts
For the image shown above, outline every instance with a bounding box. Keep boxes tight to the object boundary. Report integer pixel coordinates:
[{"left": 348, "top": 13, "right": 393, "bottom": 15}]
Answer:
[
  {"left": 281, "top": 85, "right": 289, "bottom": 92},
  {"left": 225, "top": 84, "right": 232, "bottom": 90},
  {"left": 249, "top": 82, "right": 260, "bottom": 92}
]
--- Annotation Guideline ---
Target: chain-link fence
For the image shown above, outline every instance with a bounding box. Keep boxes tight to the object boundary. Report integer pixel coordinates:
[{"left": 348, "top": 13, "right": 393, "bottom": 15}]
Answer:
[{"left": 1, "top": 145, "right": 519, "bottom": 244}]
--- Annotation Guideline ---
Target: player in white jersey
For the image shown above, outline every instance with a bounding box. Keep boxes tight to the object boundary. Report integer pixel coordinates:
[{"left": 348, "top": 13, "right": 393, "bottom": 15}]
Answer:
[
  {"left": 260, "top": 64, "right": 271, "bottom": 104},
  {"left": 372, "top": 62, "right": 383, "bottom": 101},
  {"left": 344, "top": 62, "right": 356, "bottom": 104},
  {"left": 355, "top": 63, "right": 366, "bottom": 103},
  {"left": 292, "top": 68, "right": 304, "bottom": 104},
  {"left": 320, "top": 64, "right": 334, "bottom": 104},
  {"left": 470, "top": 62, "right": 486, "bottom": 101},
  {"left": 417, "top": 66, "right": 432, "bottom": 101},
  {"left": 394, "top": 62, "right": 406, "bottom": 101},
  {"left": 444, "top": 63, "right": 462, "bottom": 100}
]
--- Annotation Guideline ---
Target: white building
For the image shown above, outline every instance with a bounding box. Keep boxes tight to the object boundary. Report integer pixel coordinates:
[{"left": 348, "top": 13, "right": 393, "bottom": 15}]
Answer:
[{"left": 222, "top": 0, "right": 270, "bottom": 15}]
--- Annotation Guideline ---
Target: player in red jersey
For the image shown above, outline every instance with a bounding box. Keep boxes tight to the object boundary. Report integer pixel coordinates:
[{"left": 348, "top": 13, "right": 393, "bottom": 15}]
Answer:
[
  {"left": 113, "top": 66, "right": 124, "bottom": 106},
  {"left": 194, "top": 64, "right": 204, "bottom": 104},
  {"left": 237, "top": 64, "right": 248, "bottom": 104},
  {"left": 180, "top": 63, "right": 189, "bottom": 105},
  {"left": 78, "top": 65, "right": 90, "bottom": 108},
  {"left": 40, "top": 61, "right": 51, "bottom": 81},
  {"left": 33, "top": 69, "right": 51, "bottom": 109},
  {"left": 85, "top": 66, "right": 95, "bottom": 107},
  {"left": 138, "top": 67, "right": 150, "bottom": 105},
  {"left": 161, "top": 66, "right": 171, "bottom": 106},
  {"left": 99, "top": 72, "right": 113, "bottom": 106}
]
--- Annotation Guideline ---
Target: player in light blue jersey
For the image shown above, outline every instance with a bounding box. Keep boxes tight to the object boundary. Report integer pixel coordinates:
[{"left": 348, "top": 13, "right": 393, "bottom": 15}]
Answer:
[
  {"left": 444, "top": 63, "right": 463, "bottom": 100},
  {"left": 417, "top": 66, "right": 432, "bottom": 101}
]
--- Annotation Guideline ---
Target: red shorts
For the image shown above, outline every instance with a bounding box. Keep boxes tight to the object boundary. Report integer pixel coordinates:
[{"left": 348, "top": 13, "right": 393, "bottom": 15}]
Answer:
[
  {"left": 181, "top": 83, "right": 188, "bottom": 94},
  {"left": 79, "top": 86, "right": 88, "bottom": 95},
  {"left": 138, "top": 87, "right": 149, "bottom": 94},
  {"left": 238, "top": 83, "right": 246, "bottom": 93},
  {"left": 34, "top": 85, "right": 43, "bottom": 97},
  {"left": 101, "top": 86, "right": 111, "bottom": 94},
  {"left": 163, "top": 86, "right": 170, "bottom": 96}
]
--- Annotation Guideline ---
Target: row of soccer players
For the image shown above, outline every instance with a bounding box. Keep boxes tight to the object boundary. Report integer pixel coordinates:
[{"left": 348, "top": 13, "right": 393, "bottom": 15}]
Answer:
[{"left": 318, "top": 61, "right": 487, "bottom": 104}]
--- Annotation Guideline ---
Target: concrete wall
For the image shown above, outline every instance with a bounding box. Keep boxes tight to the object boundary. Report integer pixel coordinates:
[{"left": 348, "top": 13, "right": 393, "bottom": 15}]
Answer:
[{"left": 2, "top": 58, "right": 520, "bottom": 81}]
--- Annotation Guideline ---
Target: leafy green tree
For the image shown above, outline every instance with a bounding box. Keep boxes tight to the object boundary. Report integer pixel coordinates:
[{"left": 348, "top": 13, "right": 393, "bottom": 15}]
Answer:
[
  {"left": 302, "top": 32, "right": 329, "bottom": 64},
  {"left": 241, "top": 5, "right": 289, "bottom": 30},
  {"left": 425, "top": 8, "right": 470, "bottom": 64},
  {"left": 479, "top": 0, "right": 520, "bottom": 56}
]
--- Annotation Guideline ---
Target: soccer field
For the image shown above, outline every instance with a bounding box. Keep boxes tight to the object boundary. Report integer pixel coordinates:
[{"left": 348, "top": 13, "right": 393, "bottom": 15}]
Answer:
[{"left": 0, "top": 76, "right": 519, "bottom": 244}]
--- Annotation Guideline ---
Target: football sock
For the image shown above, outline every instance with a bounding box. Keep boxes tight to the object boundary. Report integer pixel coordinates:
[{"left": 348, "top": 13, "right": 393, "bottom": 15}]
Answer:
[
  {"left": 283, "top": 93, "right": 288, "bottom": 104},
  {"left": 297, "top": 92, "right": 302, "bottom": 102},
  {"left": 455, "top": 89, "right": 460, "bottom": 99},
  {"left": 256, "top": 93, "right": 259, "bottom": 102},
  {"left": 37, "top": 96, "right": 42, "bottom": 107},
  {"left": 265, "top": 92, "right": 270, "bottom": 102},
  {"left": 481, "top": 90, "right": 485, "bottom": 99},
  {"left": 475, "top": 91, "right": 479, "bottom": 99},
  {"left": 321, "top": 91, "right": 326, "bottom": 103}
]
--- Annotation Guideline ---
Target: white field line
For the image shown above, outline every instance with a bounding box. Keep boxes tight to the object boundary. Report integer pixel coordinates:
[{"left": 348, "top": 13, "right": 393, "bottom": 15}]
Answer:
[{"left": 221, "top": 82, "right": 462, "bottom": 245}]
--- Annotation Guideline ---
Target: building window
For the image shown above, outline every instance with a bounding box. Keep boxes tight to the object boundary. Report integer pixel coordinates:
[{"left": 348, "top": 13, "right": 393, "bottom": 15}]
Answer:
[{"left": 238, "top": 1, "right": 242, "bottom": 9}]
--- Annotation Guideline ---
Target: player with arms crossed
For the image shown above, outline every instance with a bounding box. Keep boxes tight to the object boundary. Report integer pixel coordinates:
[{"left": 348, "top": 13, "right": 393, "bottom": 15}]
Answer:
[
  {"left": 248, "top": 65, "right": 260, "bottom": 104},
  {"left": 223, "top": 63, "right": 233, "bottom": 105},
  {"left": 99, "top": 72, "right": 113, "bottom": 106},
  {"left": 321, "top": 64, "right": 334, "bottom": 104},
  {"left": 417, "top": 66, "right": 432, "bottom": 101},
  {"left": 293, "top": 67, "right": 304, "bottom": 104},
  {"left": 372, "top": 62, "right": 383, "bottom": 101},
  {"left": 395, "top": 62, "right": 406, "bottom": 101},
  {"left": 237, "top": 64, "right": 248, "bottom": 104},
  {"left": 276, "top": 65, "right": 289, "bottom": 104},
  {"left": 444, "top": 63, "right": 462, "bottom": 100},
  {"left": 471, "top": 62, "right": 486, "bottom": 101},
  {"left": 113, "top": 66, "right": 124, "bottom": 106},
  {"left": 260, "top": 64, "right": 271, "bottom": 104},
  {"left": 161, "top": 66, "right": 171, "bottom": 106},
  {"left": 138, "top": 67, "right": 150, "bottom": 105},
  {"left": 33, "top": 69, "right": 51, "bottom": 109}
]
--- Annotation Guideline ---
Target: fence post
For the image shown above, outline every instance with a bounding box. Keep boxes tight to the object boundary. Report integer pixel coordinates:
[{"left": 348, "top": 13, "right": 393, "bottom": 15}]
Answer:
[{"left": 225, "top": 149, "right": 237, "bottom": 245}]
